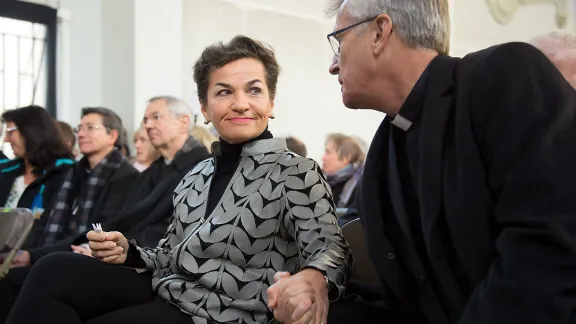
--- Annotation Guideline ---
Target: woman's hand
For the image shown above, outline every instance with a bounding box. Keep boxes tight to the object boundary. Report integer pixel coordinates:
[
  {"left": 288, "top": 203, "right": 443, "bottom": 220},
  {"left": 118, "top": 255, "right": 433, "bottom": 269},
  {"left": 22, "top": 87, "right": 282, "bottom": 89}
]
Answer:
[
  {"left": 267, "top": 269, "right": 329, "bottom": 324},
  {"left": 70, "top": 245, "right": 93, "bottom": 257},
  {"left": 86, "top": 230, "right": 129, "bottom": 264}
]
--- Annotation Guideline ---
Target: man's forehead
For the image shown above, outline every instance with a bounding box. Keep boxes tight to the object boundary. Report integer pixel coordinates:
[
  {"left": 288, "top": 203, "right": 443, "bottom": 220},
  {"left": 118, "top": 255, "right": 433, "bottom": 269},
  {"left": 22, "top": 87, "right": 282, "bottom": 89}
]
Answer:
[
  {"left": 333, "top": 5, "right": 353, "bottom": 30},
  {"left": 81, "top": 113, "right": 102, "bottom": 123},
  {"left": 145, "top": 100, "right": 169, "bottom": 115}
]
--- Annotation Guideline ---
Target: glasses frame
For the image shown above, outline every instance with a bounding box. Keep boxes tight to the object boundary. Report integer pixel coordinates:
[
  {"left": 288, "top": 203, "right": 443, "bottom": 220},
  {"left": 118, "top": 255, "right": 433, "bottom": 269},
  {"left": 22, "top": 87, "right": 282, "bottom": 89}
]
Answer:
[
  {"left": 74, "top": 124, "right": 106, "bottom": 134},
  {"left": 326, "top": 16, "right": 379, "bottom": 56}
]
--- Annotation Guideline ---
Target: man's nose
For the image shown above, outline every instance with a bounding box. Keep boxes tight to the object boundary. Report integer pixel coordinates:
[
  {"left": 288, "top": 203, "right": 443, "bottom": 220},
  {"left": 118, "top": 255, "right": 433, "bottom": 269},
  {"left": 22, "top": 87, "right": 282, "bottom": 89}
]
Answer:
[{"left": 329, "top": 55, "right": 340, "bottom": 75}]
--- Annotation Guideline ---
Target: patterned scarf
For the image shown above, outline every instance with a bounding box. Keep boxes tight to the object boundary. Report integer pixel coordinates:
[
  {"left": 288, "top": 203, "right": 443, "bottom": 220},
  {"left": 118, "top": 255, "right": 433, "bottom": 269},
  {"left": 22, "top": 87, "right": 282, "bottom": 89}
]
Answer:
[
  {"left": 39, "top": 148, "right": 126, "bottom": 245},
  {"left": 327, "top": 163, "right": 364, "bottom": 208}
]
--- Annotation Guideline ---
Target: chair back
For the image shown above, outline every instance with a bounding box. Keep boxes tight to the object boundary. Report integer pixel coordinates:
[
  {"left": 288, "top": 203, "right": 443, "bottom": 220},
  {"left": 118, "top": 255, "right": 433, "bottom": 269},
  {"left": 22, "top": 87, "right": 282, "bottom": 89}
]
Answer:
[
  {"left": 341, "top": 218, "right": 380, "bottom": 284},
  {"left": 0, "top": 208, "right": 35, "bottom": 279}
]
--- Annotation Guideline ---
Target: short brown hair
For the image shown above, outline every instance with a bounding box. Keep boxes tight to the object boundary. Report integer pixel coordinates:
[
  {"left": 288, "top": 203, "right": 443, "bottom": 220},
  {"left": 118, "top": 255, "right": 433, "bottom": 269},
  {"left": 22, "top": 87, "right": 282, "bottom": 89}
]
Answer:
[
  {"left": 326, "top": 133, "right": 365, "bottom": 165},
  {"left": 57, "top": 120, "right": 76, "bottom": 149},
  {"left": 285, "top": 136, "right": 307, "bottom": 157},
  {"left": 193, "top": 35, "right": 281, "bottom": 104}
]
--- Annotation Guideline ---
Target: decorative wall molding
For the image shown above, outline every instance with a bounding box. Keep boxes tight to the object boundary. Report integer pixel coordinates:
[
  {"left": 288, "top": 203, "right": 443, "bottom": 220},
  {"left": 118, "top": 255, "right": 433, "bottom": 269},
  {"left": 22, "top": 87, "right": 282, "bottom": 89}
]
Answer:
[{"left": 486, "top": 0, "right": 568, "bottom": 28}]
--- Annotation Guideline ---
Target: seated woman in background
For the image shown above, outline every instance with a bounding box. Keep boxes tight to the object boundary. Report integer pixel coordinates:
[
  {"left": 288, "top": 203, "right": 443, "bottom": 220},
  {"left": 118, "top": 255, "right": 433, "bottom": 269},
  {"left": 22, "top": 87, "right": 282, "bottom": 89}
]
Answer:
[
  {"left": 190, "top": 124, "right": 218, "bottom": 153},
  {"left": 132, "top": 126, "right": 160, "bottom": 172},
  {"left": 56, "top": 120, "right": 78, "bottom": 158},
  {"left": 7, "top": 36, "right": 351, "bottom": 324},
  {"left": 321, "top": 133, "right": 365, "bottom": 208},
  {"left": 0, "top": 106, "right": 74, "bottom": 218}
]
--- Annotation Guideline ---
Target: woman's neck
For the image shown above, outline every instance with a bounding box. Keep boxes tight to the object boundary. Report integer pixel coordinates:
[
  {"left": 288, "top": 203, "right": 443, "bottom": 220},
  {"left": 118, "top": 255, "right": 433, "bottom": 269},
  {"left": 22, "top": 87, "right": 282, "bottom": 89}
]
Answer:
[
  {"left": 23, "top": 161, "right": 37, "bottom": 185},
  {"left": 218, "top": 129, "right": 273, "bottom": 159}
]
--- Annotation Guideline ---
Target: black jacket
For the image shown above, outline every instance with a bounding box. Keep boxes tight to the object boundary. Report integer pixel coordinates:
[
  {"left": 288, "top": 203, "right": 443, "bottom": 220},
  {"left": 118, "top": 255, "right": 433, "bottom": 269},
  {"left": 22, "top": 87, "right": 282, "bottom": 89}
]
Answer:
[
  {"left": 358, "top": 42, "right": 576, "bottom": 324},
  {"left": 27, "top": 159, "right": 139, "bottom": 263},
  {"left": 38, "top": 141, "right": 210, "bottom": 253},
  {"left": 0, "top": 158, "right": 74, "bottom": 212}
]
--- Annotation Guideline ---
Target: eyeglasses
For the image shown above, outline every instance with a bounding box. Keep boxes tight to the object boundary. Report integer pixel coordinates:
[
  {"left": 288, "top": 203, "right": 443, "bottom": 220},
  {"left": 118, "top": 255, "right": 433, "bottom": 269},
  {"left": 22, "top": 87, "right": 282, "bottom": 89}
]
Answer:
[
  {"left": 74, "top": 124, "right": 105, "bottom": 134},
  {"left": 4, "top": 126, "right": 17, "bottom": 137},
  {"left": 142, "top": 112, "right": 163, "bottom": 125},
  {"left": 326, "top": 17, "right": 378, "bottom": 56}
]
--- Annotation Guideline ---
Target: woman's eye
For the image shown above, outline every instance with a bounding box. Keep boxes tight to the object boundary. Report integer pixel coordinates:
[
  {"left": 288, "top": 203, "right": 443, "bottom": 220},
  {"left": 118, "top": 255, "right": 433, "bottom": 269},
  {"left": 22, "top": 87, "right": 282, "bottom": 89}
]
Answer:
[
  {"left": 248, "top": 87, "right": 262, "bottom": 95},
  {"left": 217, "top": 90, "right": 231, "bottom": 96}
]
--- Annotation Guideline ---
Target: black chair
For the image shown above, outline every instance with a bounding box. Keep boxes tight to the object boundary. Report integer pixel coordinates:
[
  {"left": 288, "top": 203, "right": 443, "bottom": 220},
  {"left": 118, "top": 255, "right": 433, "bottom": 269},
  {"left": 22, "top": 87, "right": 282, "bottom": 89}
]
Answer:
[{"left": 341, "top": 218, "right": 380, "bottom": 284}]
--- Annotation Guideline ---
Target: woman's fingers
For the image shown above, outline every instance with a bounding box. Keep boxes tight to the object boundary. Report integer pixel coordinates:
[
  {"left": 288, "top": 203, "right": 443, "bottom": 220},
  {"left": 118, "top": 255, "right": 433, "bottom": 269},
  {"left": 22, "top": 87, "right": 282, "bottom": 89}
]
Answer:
[
  {"left": 88, "top": 240, "right": 118, "bottom": 251},
  {"left": 91, "top": 246, "right": 124, "bottom": 259}
]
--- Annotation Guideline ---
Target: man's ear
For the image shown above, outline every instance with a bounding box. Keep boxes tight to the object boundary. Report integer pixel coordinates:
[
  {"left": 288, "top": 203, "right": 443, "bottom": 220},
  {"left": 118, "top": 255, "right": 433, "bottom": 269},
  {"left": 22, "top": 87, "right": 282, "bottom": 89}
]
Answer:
[{"left": 373, "top": 13, "right": 393, "bottom": 55}]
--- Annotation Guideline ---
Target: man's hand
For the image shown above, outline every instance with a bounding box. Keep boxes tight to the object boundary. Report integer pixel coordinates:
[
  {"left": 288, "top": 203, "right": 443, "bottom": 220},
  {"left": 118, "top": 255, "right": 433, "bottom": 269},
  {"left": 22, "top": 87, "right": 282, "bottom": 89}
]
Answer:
[
  {"left": 71, "top": 245, "right": 93, "bottom": 257},
  {"left": 267, "top": 269, "right": 329, "bottom": 324},
  {"left": 0, "top": 250, "right": 31, "bottom": 268}
]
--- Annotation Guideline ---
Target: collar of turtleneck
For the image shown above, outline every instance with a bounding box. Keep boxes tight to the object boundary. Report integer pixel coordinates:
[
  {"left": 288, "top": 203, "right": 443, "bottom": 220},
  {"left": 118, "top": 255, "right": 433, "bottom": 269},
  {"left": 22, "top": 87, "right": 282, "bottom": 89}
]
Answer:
[{"left": 215, "top": 129, "right": 274, "bottom": 160}]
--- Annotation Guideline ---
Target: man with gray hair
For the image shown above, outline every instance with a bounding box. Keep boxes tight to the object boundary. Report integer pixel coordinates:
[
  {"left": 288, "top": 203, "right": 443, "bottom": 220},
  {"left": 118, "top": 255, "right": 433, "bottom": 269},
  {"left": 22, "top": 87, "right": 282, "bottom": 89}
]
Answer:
[
  {"left": 274, "top": 0, "right": 576, "bottom": 323},
  {"left": 530, "top": 31, "right": 576, "bottom": 88}
]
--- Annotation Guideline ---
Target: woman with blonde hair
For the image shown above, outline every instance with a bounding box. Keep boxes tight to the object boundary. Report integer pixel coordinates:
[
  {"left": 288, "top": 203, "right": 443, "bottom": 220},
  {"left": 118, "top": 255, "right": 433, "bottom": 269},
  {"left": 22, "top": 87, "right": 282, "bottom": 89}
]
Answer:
[
  {"left": 190, "top": 124, "right": 217, "bottom": 153},
  {"left": 132, "top": 127, "right": 160, "bottom": 172}
]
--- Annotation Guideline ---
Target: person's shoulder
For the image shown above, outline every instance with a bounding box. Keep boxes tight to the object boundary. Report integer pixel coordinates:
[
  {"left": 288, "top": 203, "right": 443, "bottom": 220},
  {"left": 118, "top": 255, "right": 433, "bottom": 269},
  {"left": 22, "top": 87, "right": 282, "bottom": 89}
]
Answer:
[
  {"left": 463, "top": 42, "right": 550, "bottom": 76},
  {"left": 0, "top": 158, "right": 22, "bottom": 172},
  {"left": 278, "top": 151, "right": 321, "bottom": 174},
  {"left": 112, "top": 159, "right": 140, "bottom": 181}
]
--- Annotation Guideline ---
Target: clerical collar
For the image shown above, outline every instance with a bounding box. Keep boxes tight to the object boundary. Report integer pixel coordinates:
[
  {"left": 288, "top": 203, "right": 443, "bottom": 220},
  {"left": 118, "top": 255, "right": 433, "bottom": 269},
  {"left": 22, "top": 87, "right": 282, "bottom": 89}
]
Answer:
[
  {"left": 218, "top": 129, "right": 273, "bottom": 159},
  {"left": 391, "top": 57, "right": 434, "bottom": 131}
]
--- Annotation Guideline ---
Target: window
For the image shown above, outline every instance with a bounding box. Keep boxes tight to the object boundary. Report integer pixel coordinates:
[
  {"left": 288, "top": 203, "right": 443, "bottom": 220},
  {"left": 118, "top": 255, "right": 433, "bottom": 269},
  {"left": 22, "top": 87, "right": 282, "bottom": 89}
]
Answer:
[
  {"left": 0, "top": 0, "right": 57, "bottom": 157},
  {"left": 0, "top": 17, "right": 48, "bottom": 110}
]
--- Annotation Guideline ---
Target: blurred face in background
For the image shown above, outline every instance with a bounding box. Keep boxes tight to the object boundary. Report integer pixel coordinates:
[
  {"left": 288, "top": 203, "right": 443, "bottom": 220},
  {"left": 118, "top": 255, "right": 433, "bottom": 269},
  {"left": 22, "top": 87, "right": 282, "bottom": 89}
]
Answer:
[
  {"left": 322, "top": 140, "right": 350, "bottom": 175},
  {"left": 3, "top": 121, "right": 25, "bottom": 158},
  {"left": 134, "top": 128, "right": 156, "bottom": 164},
  {"left": 142, "top": 99, "right": 188, "bottom": 150},
  {"left": 76, "top": 113, "right": 117, "bottom": 156}
]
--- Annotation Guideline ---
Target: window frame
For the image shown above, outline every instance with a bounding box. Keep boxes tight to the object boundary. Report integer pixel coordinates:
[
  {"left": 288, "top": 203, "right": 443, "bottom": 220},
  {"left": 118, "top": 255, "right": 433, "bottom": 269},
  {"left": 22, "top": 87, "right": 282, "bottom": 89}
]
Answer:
[{"left": 0, "top": 0, "right": 57, "bottom": 116}]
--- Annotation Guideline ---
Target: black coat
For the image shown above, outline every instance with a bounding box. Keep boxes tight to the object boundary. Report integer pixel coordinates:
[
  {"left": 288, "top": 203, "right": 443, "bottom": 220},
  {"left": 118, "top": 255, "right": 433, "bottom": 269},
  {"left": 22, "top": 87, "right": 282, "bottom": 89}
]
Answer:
[
  {"left": 357, "top": 42, "right": 576, "bottom": 324},
  {"left": 37, "top": 143, "right": 210, "bottom": 252},
  {"left": 0, "top": 158, "right": 74, "bottom": 212},
  {"left": 111, "top": 144, "right": 210, "bottom": 247},
  {"left": 27, "top": 159, "right": 139, "bottom": 263}
]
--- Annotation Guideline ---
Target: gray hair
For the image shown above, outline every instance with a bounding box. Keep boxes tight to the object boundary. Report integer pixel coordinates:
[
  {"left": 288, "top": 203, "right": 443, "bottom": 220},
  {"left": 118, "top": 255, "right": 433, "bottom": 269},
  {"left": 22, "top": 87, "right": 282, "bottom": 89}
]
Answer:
[
  {"left": 530, "top": 32, "right": 576, "bottom": 88},
  {"left": 327, "top": 0, "right": 450, "bottom": 55},
  {"left": 530, "top": 32, "right": 576, "bottom": 56},
  {"left": 81, "top": 107, "right": 125, "bottom": 148},
  {"left": 147, "top": 95, "right": 195, "bottom": 132}
]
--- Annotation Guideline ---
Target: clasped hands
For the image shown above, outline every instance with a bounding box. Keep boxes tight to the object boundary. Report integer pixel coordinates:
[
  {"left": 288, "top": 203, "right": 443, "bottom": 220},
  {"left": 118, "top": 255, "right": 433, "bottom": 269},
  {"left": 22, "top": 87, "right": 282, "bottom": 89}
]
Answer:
[
  {"left": 267, "top": 269, "right": 329, "bottom": 324},
  {"left": 85, "top": 229, "right": 329, "bottom": 323}
]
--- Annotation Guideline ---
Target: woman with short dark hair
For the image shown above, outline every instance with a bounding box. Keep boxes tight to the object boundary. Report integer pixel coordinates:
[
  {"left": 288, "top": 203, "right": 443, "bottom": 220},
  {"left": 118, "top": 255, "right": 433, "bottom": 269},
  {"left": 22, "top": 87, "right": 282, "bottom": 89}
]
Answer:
[
  {"left": 0, "top": 106, "right": 74, "bottom": 213},
  {"left": 8, "top": 36, "right": 351, "bottom": 324}
]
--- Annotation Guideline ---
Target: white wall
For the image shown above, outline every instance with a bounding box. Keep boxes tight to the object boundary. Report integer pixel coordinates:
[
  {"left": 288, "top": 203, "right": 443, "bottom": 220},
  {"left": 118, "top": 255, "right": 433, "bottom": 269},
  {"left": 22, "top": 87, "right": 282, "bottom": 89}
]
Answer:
[
  {"left": 20, "top": 0, "right": 576, "bottom": 162},
  {"left": 450, "top": 0, "right": 576, "bottom": 56},
  {"left": 58, "top": 0, "right": 103, "bottom": 125},
  {"left": 182, "top": 0, "right": 383, "bottom": 163}
]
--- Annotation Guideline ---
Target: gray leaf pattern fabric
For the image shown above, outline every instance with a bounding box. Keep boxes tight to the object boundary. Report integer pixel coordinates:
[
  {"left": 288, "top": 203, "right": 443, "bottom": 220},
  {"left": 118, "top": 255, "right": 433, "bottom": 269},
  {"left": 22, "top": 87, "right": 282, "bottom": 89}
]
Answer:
[{"left": 138, "top": 139, "right": 352, "bottom": 324}]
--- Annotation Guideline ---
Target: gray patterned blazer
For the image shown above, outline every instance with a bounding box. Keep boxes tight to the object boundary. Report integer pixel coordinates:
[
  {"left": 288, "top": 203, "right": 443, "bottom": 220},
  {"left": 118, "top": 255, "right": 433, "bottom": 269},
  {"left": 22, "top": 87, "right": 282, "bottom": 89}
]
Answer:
[{"left": 137, "top": 138, "right": 352, "bottom": 324}]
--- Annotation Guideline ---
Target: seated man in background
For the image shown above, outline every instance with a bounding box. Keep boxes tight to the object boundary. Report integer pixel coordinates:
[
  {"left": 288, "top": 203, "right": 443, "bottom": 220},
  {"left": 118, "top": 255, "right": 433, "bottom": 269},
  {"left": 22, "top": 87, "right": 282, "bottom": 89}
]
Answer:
[
  {"left": 0, "top": 107, "right": 139, "bottom": 323},
  {"left": 65, "top": 96, "right": 210, "bottom": 253},
  {"left": 285, "top": 135, "right": 307, "bottom": 157}
]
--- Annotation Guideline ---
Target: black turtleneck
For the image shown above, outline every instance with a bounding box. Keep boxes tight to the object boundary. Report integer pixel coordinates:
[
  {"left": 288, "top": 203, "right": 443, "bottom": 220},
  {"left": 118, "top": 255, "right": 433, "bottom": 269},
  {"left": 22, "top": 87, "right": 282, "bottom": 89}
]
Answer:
[{"left": 205, "top": 129, "right": 273, "bottom": 216}]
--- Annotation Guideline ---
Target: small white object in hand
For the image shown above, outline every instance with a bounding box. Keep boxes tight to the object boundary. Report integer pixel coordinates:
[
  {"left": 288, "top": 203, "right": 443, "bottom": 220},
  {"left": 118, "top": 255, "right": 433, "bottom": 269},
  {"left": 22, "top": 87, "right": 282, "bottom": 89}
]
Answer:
[{"left": 92, "top": 223, "right": 103, "bottom": 232}]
